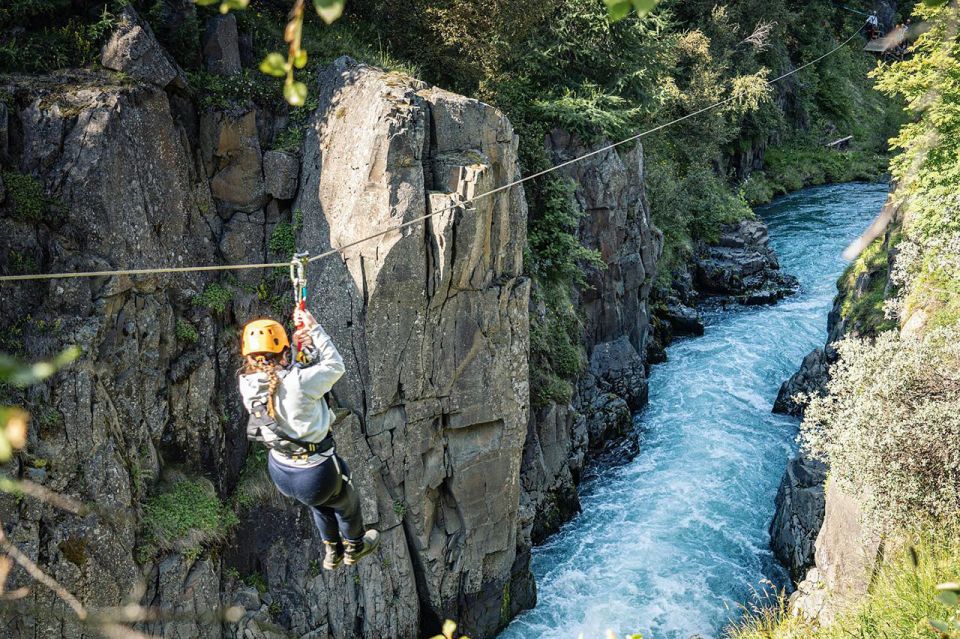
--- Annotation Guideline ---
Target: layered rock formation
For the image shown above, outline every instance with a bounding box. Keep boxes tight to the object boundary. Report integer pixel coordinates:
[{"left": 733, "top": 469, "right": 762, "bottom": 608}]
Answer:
[
  {"left": 693, "top": 219, "right": 799, "bottom": 305},
  {"left": 0, "top": 16, "right": 531, "bottom": 636},
  {"left": 520, "top": 130, "right": 662, "bottom": 542}
]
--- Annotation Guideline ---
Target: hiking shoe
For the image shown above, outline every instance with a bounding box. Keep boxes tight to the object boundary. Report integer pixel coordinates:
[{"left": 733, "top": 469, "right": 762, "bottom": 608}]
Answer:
[
  {"left": 322, "top": 541, "right": 344, "bottom": 570},
  {"left": 343, "top": 530, "right": 380, "bottom": 566}
]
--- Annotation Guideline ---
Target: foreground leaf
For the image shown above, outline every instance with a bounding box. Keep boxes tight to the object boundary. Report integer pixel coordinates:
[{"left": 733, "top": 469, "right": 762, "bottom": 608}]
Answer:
[
  {"left": 284, "top": 80, "right": 308, "bottom": 107},
  {"left": 0, "top": 346, "right": 81, "bottom": 388},
  {"left": 312, "top": 0, "right": 345, "bottom": 24},
  {"left": 259, "top": 52, "right": 288, "bottom": 77}
]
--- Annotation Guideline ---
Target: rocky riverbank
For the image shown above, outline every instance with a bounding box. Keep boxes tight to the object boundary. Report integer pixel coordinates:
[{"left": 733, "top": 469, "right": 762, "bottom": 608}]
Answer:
[{"left": 769, "top": 192, "right": 898, "bottom": 622}]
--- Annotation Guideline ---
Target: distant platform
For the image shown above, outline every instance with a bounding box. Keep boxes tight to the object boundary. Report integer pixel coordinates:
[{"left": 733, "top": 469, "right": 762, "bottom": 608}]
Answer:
[{"left": 864, "top": 29, "right": 908, "bottom": 54}]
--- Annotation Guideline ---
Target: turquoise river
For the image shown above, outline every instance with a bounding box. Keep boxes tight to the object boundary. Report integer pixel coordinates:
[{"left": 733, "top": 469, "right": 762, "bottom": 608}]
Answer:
[{"left": 499, "top": 181, "right": 890, "bottom": 639}]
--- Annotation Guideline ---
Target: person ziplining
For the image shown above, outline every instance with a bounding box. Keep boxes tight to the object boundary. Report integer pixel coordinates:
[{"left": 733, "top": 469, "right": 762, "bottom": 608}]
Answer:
[
  {"left": 866, "top": 11, "right": 880, "bottom": 40},
  {"left": 238, "top": 257, "right": 379, "bottom": 570}
]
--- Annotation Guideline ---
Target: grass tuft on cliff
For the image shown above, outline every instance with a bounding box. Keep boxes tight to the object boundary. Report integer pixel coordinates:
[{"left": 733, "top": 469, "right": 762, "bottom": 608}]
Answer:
[
  {"left": 139, "top": 477, "right": 238, "bottom": 562},
  {"left": 727, "top": 530, "right": 960, "bottom": 639}
]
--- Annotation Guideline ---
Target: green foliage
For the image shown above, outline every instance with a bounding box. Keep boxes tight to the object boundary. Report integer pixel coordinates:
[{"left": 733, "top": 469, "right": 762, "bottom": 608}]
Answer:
[
  {"left": 728, "top": 530, "right": 960, "bottom": 639},
  {"left": 0, "top": 2, "right": 118, "bottom": 73},
  {"left": 189, "top": 69, "right": 285, "bottom": 111},
  {"left": 393, "top": 499, "right": 407, "bottom": 518},
  {"left": 268, "top": 221, "right": 297, "bottom": 257},
  {"left": 532, "top": 90, "right": 642, "bottom": 145},
  {"left": 872, "top": 3, "right": 960, "bottom": 334},
  {"left": 802, "top": 327, "right": 960, "bottom": 529},
  {"left": 647, "top": 158, "right": 753, "bottom": 283},
  {"left": 837, "top": 237, "right": 897, "bottom": 333},
  {"left": 2, "top": 171, "right": 60, "bottom": 223},
  {"left": 140, "top": 477, "right": 239, "bottom": 561},
  {"left": 603, "top": 0, "right": 658, "bottom": 22},
  {"left": 5, "top": 250, "right": 38, "bottom": 276},
  {"left": 192, "top": 282, "right": 232, "bottom": 314},
  {"left": 526, "top": 177, "right": 603, "bottom": 287},
  {"left": 232, "top": 447, "right": 272, "bottom": 510},
  {"left": 174, "top": 319, "right": 199, "bottom": 344},
  {"left": 932, "top": 581, "right": 960, "bottom": 638},
  {"left": 242, "top": 570, "right": 268, "bottom": 593},
  {"left": 529, "top": 284, "right": 586, "bottom": 408},
  {"left": 741, "top": 147, "right": 888, "bottom": 206}
]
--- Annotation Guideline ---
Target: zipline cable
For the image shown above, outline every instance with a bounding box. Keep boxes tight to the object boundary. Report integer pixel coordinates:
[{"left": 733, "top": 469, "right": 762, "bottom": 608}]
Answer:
[{"left": 0, "top": 21, "right": 866, "bottom": 284}]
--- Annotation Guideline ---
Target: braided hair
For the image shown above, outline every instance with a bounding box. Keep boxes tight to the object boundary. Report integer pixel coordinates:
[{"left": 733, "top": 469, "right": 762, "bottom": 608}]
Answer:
[{"left": 242, "top": 353, "right": 285, "bottom": 418}]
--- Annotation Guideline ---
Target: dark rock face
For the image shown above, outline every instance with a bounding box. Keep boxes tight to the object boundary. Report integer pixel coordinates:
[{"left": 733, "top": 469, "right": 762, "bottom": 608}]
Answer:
[
  {"left": 769, "top": 456, "right": 828, "bottom": 580},
  {"left": 263, "top": 150, "right": 299, "bottom": 200},
  {"left": 0, "top": 53, "right": 531, "bottom": 638},
  {"left": 773, "top": 347, "right": 830, "bottom": 416},
  {"left": 100, "top": 6, "right": 186, "bottom": 89},
  {"left": 519, "top": 130, "right": 662, "bottom": 542},
  {"left": 202, "top": 14, "right": 242, "bottom": 76},
  {"left": 693, "top": 219, "right": 799, "bottom": 304}
]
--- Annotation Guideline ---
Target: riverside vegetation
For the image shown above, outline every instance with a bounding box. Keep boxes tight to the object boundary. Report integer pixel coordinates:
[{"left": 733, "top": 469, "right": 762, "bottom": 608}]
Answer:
[
  {"left": 0, "top": 0, "right": 928, "bottom": 637},
  {"left": 732, "top": 2, "right": 960, "bottom": 638}
]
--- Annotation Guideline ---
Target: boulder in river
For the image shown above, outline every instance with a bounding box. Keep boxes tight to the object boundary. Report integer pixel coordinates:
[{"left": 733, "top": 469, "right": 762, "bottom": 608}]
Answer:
[
  {"left": 693, "top": 219, "right": 799, "bottom": 304},
  {"left": 663, "top": 295, "right": 705, "bottom": 336}
]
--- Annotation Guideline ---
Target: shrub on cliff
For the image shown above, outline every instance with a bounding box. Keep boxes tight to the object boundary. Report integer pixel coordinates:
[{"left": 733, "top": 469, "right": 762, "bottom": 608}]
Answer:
[{"left": 801, "top": 327, "right": 960, "bottom": 529}]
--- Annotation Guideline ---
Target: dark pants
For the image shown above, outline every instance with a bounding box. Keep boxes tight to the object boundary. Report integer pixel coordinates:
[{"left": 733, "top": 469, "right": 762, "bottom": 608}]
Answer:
[{"left": 267, "top": 453, "right": 364, "bottom": 543}]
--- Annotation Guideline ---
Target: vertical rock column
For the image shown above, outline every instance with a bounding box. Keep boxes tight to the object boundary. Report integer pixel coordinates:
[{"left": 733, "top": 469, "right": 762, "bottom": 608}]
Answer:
[
  {"left": 296, "top": 57, "right": 531, "bottom": 638},
  {"left": 520, "top": 130, "right": 663, "bottom": 543}
]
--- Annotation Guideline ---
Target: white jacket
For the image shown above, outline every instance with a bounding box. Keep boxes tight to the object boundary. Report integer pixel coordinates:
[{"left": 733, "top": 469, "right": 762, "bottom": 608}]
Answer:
[{"left": 238, "top": 324, "right": 345, "bottom": 453}]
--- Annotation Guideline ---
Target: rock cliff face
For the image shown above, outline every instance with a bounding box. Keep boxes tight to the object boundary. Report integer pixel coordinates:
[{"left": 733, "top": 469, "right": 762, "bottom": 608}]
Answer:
[
  {"left": 769, "top": 456, "right": 827, "bottom": 580},
  {"left": 0, "top": 30, "right": 531, "bottom": 639},
  {"left": 520, "top": 131, "right": 662, "bottom": 542},
  {"left": 295, "top": 58, "right": 532, "bottom": 637}
]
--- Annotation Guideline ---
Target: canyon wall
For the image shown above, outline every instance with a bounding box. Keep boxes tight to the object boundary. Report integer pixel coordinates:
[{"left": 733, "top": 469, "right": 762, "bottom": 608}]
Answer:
[
  {"left": 0, "top": 11, "right": 532, "bottom": 637},
  {"left": 520, "top": 131, "right": 662, "bottom": 544}
]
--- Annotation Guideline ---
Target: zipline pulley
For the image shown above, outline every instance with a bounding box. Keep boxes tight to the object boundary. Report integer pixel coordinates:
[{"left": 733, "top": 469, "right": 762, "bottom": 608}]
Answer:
[{"left": 290, "top": 251, "right": 310, "bottom": 361}]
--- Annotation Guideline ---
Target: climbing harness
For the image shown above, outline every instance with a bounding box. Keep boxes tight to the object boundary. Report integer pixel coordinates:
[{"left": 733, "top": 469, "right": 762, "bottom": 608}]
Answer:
[
  {"left": 289, "top": 251, "right": 310, "bottom": 363},
  {"left": 247, "top": 398, "right": 336, "bottom": 458},
  {"left": 0, "top": 20, "right": 868, "bottom": 285}
]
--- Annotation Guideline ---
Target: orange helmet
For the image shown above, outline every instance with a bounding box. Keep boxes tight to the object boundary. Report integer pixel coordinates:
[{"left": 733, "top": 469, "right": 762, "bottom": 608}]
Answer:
[{"left": 241, "top": 319, "right": 290, "bottom": 356}]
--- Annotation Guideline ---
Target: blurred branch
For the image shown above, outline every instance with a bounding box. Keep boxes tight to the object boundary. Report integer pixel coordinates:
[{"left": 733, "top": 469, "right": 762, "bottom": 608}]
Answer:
[
  {"left": 741, "top": 20, "right": 777, "bottom": 51},
  {"left": 0, "top": 526, "right": 86, "bottom": 619},
  {"left": 0, "top": 478, "right": 89, "bottom": 516}
]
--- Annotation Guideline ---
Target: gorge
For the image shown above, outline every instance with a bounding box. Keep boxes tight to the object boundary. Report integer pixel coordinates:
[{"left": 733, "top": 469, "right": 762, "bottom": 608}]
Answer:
[
  {"left": 500, "top": 182, "right": 890, "bottom": 639},
  {"left": 2, "top": 2, "right": 939, "bottom": 639}
]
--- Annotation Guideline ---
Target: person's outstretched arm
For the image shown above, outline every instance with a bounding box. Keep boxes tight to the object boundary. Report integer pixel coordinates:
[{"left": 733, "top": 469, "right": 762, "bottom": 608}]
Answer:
[{"left": 293, "top": 308, "right": 345, "bottom": 399}]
